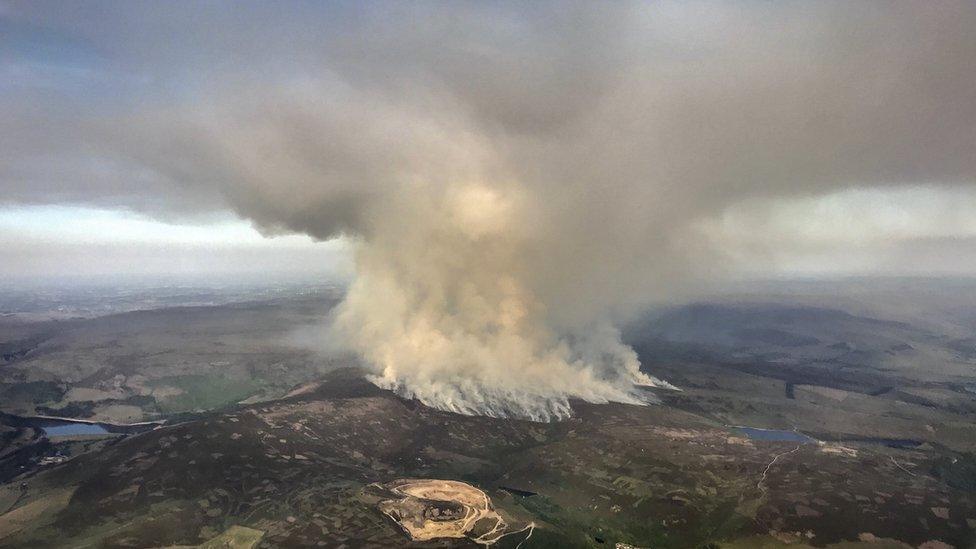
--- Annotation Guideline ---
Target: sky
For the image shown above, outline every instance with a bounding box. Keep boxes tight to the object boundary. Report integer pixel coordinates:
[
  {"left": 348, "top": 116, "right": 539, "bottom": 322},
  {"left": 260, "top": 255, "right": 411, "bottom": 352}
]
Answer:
[
  {"left": 1, "top": 0, "right": 974, "bottom": 283},
  {"left": 0, "top": 204, "right": 351, "bottom": 281}
]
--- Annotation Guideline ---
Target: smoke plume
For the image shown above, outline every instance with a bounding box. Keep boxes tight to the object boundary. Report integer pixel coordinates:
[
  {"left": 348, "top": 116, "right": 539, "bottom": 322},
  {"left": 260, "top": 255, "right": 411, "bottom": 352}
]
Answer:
[{"left": 4, "top": 1, "right": 975, "bottom": 419}]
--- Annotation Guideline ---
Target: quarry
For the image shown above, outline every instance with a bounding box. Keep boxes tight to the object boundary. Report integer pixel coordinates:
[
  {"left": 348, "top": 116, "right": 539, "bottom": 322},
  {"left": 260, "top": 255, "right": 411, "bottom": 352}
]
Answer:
[{"left": 370, "top": 478, "right": 513, "bottom": 543}]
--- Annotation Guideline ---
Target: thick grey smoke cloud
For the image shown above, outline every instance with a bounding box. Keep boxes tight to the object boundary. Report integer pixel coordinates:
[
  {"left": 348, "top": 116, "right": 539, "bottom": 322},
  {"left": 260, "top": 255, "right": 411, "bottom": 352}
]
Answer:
[{"left": 3, "top": 1, "right": 975, "bottom": 418}]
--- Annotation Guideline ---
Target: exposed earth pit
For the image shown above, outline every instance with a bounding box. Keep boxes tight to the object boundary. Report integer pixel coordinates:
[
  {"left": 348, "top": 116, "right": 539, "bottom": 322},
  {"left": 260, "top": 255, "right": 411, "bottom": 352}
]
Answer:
[{"left": 368, "top": 478, "right": 526, "bottom": 545}]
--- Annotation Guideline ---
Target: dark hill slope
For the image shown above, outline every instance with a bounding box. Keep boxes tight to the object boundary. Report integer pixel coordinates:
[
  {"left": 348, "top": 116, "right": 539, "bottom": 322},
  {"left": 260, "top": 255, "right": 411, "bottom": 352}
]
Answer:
[{"left": 2, "top": 370, "right": 973, "bottom": 548}]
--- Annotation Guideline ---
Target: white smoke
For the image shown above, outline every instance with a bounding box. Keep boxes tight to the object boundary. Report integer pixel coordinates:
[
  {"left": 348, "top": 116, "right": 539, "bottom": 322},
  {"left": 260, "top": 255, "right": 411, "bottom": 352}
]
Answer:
[
  {"left": 3, "top": 2, "right": 974, "bottom": 419},
  {"left": 328, "top": 181, "right": 673, "bottom": 420}
]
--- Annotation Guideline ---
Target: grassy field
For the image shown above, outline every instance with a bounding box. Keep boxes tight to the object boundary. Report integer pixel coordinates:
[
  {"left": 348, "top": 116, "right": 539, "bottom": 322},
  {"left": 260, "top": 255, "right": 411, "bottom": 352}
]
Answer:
[{"left": 150, "top": 375, "right": 264, "bottom": 414}]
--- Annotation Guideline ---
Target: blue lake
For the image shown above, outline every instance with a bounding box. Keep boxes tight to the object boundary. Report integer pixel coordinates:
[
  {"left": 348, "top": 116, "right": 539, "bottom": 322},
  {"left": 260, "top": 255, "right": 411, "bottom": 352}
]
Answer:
[
  {"left": 43, "top": 423, "right": 110, "bottom": 436},
  {"left": 734, "top": 426, "right": 815, "bottom": 443}
]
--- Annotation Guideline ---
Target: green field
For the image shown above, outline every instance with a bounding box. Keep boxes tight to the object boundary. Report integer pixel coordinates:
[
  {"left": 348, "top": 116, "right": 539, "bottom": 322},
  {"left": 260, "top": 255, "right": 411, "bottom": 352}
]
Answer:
[{"left": 150, "top": 375, "right": 263, "bottom": 414}]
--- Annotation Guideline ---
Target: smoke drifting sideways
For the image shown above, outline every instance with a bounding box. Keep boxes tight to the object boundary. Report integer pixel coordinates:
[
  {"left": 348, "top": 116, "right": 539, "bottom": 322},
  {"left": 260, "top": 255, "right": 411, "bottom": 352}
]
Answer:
[{"left": 6, "top": 2, "right": 976, "bottom": 419}]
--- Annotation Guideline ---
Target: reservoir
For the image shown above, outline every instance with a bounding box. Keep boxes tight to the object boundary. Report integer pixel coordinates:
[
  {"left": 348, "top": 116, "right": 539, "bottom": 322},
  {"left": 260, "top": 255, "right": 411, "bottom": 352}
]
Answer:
[
  {"left": 43, "top": 423, "right": 111, "bottom": 437},
  {"left": 734, "top": 426, "right": 816, "bottom": 443}
]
